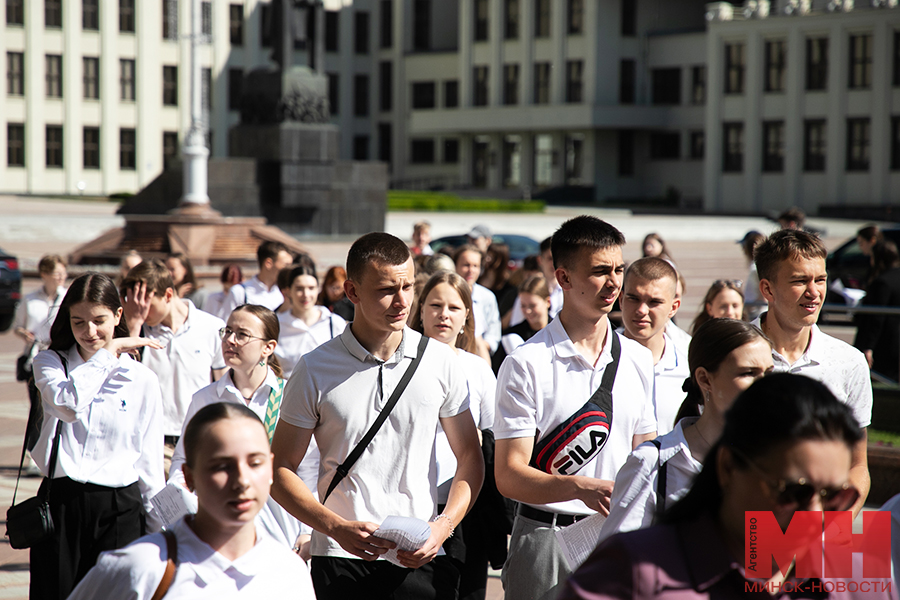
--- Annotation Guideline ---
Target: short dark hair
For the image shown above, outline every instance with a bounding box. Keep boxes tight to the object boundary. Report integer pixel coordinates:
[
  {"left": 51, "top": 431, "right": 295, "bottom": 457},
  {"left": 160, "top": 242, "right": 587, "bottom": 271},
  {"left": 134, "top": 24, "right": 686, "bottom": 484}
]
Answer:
[
  {"left": 754, "top": 229, "right": 827, "bottom": 282},
  {"left": 257, "top": 241, "right": 291, "bottom": 268},
  {"left": 346, "top": 232, "right": 412, "bottom": 282},
  {"left": 623, "top": 257, "right": 677, "bottom": 289},
  {"left": 183, "top": 402, "right": 266, "bottom": 469},
  {"left": 551, "top": 216, "right": 625, "bottom": 270},
  {"left": 121, "top": 258, "right": 173, "bottom": 297}
]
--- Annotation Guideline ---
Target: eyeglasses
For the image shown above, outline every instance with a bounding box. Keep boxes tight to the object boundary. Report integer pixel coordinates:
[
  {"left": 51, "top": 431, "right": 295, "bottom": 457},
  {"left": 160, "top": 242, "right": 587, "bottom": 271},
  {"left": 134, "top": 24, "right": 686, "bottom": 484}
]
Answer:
[
  {"left": 714, "top": 279, "right": 743, "bottom": 289},
  {"left": 731, "top": 447, "right": 860, "bottom": 512},
  {"left": 218, "top": 327, "right": 267, "bottom": 346}
]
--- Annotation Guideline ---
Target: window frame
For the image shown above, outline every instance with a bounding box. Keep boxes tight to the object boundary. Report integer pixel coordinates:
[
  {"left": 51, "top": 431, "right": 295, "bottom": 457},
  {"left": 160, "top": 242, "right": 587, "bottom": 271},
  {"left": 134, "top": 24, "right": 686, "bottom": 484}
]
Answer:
[
  {"left": 163, "top": 65, "right": 178, "bottom": 106},
  {"left": 45, "top": 125, "right": 63, "bottom": 168},
  {"left": 848, "top": 34, "right": 873, "bottom": 90},
  {"left": 7, "top": 123, "right": 24, "bottom": 167},
  {"left": 503, "top": 63, "right": 519, "bottom": 106},
  {"left": 83, "top": 57, "right": 100, "bottom": 100},
  {"left": 229, "top": 4, "right": 244, "bottom": 46},
  {"left": 83, "top": 126, "right": 100, "bottom": 169},
  {"left": 806, "top": 37, "right": 828, "bottom": 91},
  {"left": 120, "top": 58, "right": 136, "bottom": 101},
  {"left": 45, "top": 54, "right": 63, "bottom": 98},
  {"left": 119, "top": 0, "right": 135, "bottom": 33},
  {"left": 762, "top": 120, "right": 785, "bottom": 172},
  {"left": 120, "top": 128, "right": 136, "bottom": 170},
  {"left": 725, "top": 42, "right": 745, "bottom": 95},
  {"left": 7, "top": 52, "right": 25, "bottom": 96},
  {"left": 803, "top": 119, "right": 827, "bottom": 172},
  {"left": 846, "top": 117, "right": 870, "bottom": 171},
  {"left": 723, "top": 122, "right": 744, "bottom": 173},
  {"left": 764, "top": 39, "right": 786, "bottom": 93}
]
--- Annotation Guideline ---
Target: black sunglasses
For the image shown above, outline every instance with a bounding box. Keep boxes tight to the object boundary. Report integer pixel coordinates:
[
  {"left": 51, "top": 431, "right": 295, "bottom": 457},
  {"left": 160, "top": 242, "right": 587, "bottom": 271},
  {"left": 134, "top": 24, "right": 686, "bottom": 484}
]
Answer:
[{"left": 731, "top": 447, "right": 859, "bottom": 512}]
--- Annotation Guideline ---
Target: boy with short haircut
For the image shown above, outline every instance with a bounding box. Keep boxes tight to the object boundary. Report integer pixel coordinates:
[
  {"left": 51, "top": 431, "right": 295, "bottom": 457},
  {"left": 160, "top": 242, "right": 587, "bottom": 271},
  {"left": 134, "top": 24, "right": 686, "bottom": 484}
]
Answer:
[
  {"left": 619, "top": 257, "right": 689, "bottom": 435},
  {"left": 121, "top": 259, "right": 226, "bottom": 474},
  {"left": 271, "top": 232, "right": 484, "bottom": 600},
  {"left": 753, "top": 228, "right": 871, "bottom": 515},
  {"left": 494, "top": 216, "right": 656, "bottom": 600},
  {"left": 410, "top": 221, "right": 434, "bottom": 256},
  {"left": 221, "top": 240, "right": 294, "bottom": 315}
]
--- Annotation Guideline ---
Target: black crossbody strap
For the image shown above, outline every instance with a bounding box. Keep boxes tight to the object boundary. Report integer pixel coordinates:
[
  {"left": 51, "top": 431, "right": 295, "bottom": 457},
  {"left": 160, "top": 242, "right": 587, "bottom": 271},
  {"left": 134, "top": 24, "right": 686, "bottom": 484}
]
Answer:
[
  {"left": 596, "top": 331, "right": 621, "bottom": 402},
  {"left": 649, "top": 438, "right": 667, "bottom": 522},
  {"left": 323, "top": 335, "right": 429, "bottom": 503}
]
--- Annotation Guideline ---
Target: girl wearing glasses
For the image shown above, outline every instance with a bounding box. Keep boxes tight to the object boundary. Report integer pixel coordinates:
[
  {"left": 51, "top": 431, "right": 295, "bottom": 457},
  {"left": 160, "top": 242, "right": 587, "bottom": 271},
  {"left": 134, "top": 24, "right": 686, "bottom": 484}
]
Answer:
[
  {"left": 690, "top": 279, "right": 744, "bottom": 335},
  {"left": 560, "top": 373, "right": 873, "bottom": 600}
]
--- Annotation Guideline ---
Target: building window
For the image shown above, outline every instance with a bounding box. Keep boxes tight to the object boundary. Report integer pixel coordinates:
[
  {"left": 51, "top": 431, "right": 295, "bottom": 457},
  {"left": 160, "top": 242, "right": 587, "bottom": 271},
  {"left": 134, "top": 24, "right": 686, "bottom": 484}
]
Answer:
[
  {"left": 894, "top": 31, "right": 900, "bottom": 87},
  {"left": 505, "top": 0, "right": 518, "bottom": 40},
  {"left": 535, "top": 134, "right": 554, "bottom": 184},
  {"left": 83, "top": 127, "right": 100, "bottom": 169},
  {"left": 354, "top": 74, "right": 369, "bottom": 116},
  {"left": 7, "top": 123, "right": 24, "bottom": 167},
  {"left": 45, "top": 0, "right": 61, "bottom": 28},
  {"left": 649, "top": 132, "right": 680, "bottom": 160},
  {"left": 119, "top": 0, "right": 135, "bottom": 33},
  {"left": 762, "top": 121, "right": 784, "bottom": 172},
  {"left": 163, "top": 66, "right": 178, "bottom": 106},
  {"left": 413, "top": 0, "right": 430, "bottom": 51},
  {"left": 473, "top": 138, "right": 489, "bottom": 187},
  {"left": 7, "top": 52, "right": 24, "bottom": 96},
  {"left": 7, "top": 0, "right": 24, "bottom": 25},
  {"left": 621, "top": 0, "right": 636, "bottom": 37},
  {"left": 849, "top": 34, "right": 872, "bottom": 90},
  {"left": 46, "top": 125, "right": 63, "bottom": 168},
  {"left": 806, "top": 37, "right": 828, "bottom": 91},
  {"left": 411, "top": 82, "right": 436, "bottom": 110},
  {"left": 846, "top": 118, "right": 870, "bottom": 171},
  {"left": 355, "top": 12, "right": 370, "bottom": 54},
  {"left": 444, "top": 80, "right": 459, "bottom": 108},
  {"left": 652, "top": 68, "right": 680, "bottom": 105},
  {"left": 120, "top": 128, "right": 136, "bottom": 170},
  {"left": 620, "top": 59, "right": 635, "bottom": 104},
  {"left": 803, "top": 119, "right": 826, "bottom": 172},
  {"left": 380, "top": 62, "right": 392, "bottom": 112},
  {"left": 325, "top": 11, "right": 339, "bottom": 52},
  {"left": 444, "top": 139, "right": 459, "bottom": 164},
  {"left": 725, "top": 43, "right": 745, "bottom": 94},
  {"left": 163, "top": 131, "right": 178, "bottom": 168},
  {"left": 83, "top": 57, "right": 99, "bottom": 100},
  {"left": 378, "top": 122, "right": 392, "bottom": 164},
  {"left": 353, "top": 136, "right": 369, "bottom": 160},
  {"left": 566, "top": 60, "right": 583, "bottom": 103},
  {"left": 535, "top": 0, "right": 550, "bottom": 38},
  {"left": 83, "top": 0, "right": 99, "bottom": 30},
  {"left": 723, "top": 122, "right": 744, "bottom": 172},
  {"left": 229, "top": 4, "right": 244, "bottom": 46},
  {"left": 380, "top": 0, "right": 393, "bottom": 48},
  {"left": 502, "top": 135, "right": 521, "bottom": 187},
  {"left": 503, "top": 64, "right": 519, "bottom": 106},
  {"left": 260, "top": 3, "right": 273, "bottom": 47},
  {"left": 202, "top": 67, "right": 212, "bottom": 110},
  {"left": 120, "top": 59, "right": 135, "bottom": 101},
  {"left": 566, "top": 134, "right": 584, "bottom": 183},
  {"left": 411, "top": 139, "right": 435, "bottom": 164},
  {"left": 534, "top": 63, "right": 551, "bottom": 104},
  {"left": 473, "top": 66, "right": 489, "bottom": 106},
  {"left": 327, "top": 72, "right": 339, "bottom": 115},
  {"left": 618, "top": 130, "right": 634, "bottom": 176},
  {"left": 891, "top": 117, "right": 900, "bottom": 170},
  {"left": 691, "top": 66, "right": 706, "bottom": 104},
  {"left": 689, "top": 131, "right": 704, "bottom": 160},
  {"left": 163, "top": 0, "right": 177, "bottom": 39},
  {"left": 764, "top": 40, "right": 786, "bottom": 93},
  {"left": 475, "top": 0, "right": 489, "bottom": 42},
  {"left": 568, "top": 0, "right": 584, "bottom": 34},
  {"left": 46, "top": 55, "right": 63, "bottom": 98}
]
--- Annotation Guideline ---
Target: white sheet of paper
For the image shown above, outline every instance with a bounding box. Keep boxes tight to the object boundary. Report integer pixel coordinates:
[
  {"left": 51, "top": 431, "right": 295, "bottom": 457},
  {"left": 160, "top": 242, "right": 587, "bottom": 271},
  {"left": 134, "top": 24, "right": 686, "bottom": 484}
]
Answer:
[
  {"left": 555, "top": 512, "right": 607, "bottom": 570},
  {"left": 373, "top": 516, "right": 432, "bottom": 567},
  {"left": 150, "top": 483, "right": 198, "bottom": 527}
]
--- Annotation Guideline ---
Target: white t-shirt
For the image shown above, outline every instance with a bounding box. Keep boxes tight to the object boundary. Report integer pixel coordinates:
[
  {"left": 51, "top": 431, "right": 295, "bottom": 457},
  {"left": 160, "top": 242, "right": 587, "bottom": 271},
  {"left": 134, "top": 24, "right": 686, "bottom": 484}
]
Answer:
[
  {"left": 654, "top": 333, "right": 690, "bottom": 436},
  {"left": 141, "top": 300, "right": 226, "bottom": 436},
  {"left": 203, "top": 290, "right": 227, "bottom": 321},
  {"left": 598, "top": 417, "right": 703, "bottom": 544},
  {"left": 494, "top": 317, "right": 657, "bottom": 515},
  {"left": 471, "top": 283, "right": 501, "bottom": 353},
  {"left": 222, "top": 275, "right": 284, "bottom": 317},
  {"left": 275, "top": 307, "right": 347, "bottom": 379},
  {"left": 280, "top": 326, "right": 470, "bottom": 558},
  {"left": 13, "top": 285, "right": 66, "bottom": 353},
  {"left": 68, "top": 517, "right": 315, "bottom": 600},
  {"left": 752, "top": 316, "right": 873, "bottom": 428}
]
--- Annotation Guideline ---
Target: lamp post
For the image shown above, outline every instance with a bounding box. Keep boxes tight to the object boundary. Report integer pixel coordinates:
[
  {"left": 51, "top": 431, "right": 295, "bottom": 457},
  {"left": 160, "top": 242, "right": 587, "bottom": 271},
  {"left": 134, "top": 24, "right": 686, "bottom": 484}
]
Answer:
[{"left": 180, "top": 0, "right": 210, "bottom": 207}]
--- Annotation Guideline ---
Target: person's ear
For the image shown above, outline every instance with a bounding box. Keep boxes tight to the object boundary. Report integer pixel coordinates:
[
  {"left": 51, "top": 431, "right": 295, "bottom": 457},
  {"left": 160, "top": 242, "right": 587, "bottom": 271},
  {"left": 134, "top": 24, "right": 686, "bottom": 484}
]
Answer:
[
  {"left": 114, "top": 306, "right": 123, "bottom": 326},
  {"left": 183, "top": 464, "right": 194, "bottom": 492},
  {"left": 165, "top": 288, "right": 174, "bottom": 302},
  {"left": 669, "top": 296, "right": 681, "bottom": 319},
  {"left": 759, "top": 278, "right": 775, "bottom": 303},
  {"left": 556, "top": 267, "right": 571, "bottom": 290},
  {"left": 695, "top": 366, "right": 713, "bottom": 396},
  {"left": 345, "top": 279, "right": 361, "bottom": 305},
  {"left": 263, "top": 339, "right": 276, "bottom": 358}
]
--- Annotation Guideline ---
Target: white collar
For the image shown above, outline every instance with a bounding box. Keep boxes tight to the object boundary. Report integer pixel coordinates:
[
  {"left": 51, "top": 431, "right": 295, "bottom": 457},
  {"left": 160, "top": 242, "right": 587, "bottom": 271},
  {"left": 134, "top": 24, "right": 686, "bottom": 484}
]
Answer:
[
  {"left": 339, "top": 325, "right": 420, "bottom": 365},
  {"left": 215, "top": 367, "right": 280, "bottom": 402},
  {"left": 172, "top": 518, "right": 273, "bottom": 585},
  {"left": 548, "top": 317, "right": 615, "bottom": 370}
]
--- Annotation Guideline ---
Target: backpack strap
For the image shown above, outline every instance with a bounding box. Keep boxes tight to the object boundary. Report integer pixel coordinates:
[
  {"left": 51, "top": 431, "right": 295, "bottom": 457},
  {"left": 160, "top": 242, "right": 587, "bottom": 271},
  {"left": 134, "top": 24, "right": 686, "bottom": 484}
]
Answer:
[
  {"left": 150, "top": 529, "right": 178, "bottom": 600},
  {"left": 648, "top": 438, "right": 667, "bottom": 522}
]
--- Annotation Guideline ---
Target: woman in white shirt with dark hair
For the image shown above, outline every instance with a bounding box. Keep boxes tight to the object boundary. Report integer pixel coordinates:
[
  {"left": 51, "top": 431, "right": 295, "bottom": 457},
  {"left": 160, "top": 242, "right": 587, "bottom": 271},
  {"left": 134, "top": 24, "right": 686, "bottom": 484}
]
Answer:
[
  {"left": 30, "top": 272, "right": 165, "bottom": 599},
  {"left": 69, "top": 401, "right": 316, "bottom": 599}
]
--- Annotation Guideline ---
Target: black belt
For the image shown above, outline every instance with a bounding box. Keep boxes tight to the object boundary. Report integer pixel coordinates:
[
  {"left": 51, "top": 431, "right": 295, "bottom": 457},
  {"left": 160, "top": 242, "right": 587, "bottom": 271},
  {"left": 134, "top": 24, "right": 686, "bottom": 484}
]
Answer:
[
  {"left": 517, "top": 504, "right": 591, "bottom": 527},
  {"left": 164, "top": 435, "right": 180, "bottom": 446}
]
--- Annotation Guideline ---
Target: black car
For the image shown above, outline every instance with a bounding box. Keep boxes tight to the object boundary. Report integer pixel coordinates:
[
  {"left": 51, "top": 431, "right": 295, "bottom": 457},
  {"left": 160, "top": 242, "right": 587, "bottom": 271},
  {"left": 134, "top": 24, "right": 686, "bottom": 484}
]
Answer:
[
  {"left": 430, "top": 233, "right": 541, "bottom": 267},
  {"left": 0, "top": 247, "right": 22, "bottom": 332},
  {"left": 826, "top": 228, "right": 900, "bottom": 301}
]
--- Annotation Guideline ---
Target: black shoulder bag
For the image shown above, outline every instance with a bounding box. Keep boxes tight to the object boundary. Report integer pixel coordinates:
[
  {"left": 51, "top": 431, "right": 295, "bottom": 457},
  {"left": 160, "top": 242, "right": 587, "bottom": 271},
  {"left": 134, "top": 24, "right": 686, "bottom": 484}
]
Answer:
[
  {"left": 530, "top": 332, "right": 621, "bottom": 476},
  {"left": 322, "top": 335, "right": 429, "bottom": 503},
  {"left": 6, "top": 351, "right": 66, "bottom": 549}
]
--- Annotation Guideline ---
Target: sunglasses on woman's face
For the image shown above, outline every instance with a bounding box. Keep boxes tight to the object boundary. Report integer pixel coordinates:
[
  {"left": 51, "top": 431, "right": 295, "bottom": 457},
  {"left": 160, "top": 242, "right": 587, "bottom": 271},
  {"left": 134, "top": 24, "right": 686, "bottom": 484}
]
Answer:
[{"left": 731, "top": 448, "right": 860, "bottom": 512}]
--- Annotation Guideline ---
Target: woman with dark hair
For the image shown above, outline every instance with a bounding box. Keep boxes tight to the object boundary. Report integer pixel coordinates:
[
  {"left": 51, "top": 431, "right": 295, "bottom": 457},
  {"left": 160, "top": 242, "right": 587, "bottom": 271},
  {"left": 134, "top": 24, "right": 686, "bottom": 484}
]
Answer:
[
  {"left": 855, "top": 240, "right": 900, "bottom": 382},
  {"left": 690, "top": 279, "right": 744, "bottom": 334},
  {"left": 30, "top": 272, "right": 166, "bottom": 598},
  {"left": 204, "top": 263, "right": 243, "bottom": 320},
  {"left": 857, "top": 225, "right": 883, "bottom": 259},
  {"left": 69, "top": 402, "right": 315, "bottom": 599},
  {"left": 559, "top": 373, "right": 875, "bottom": 600},
  {"left": 641, "top": 233, "right": 674, "bottom": 263},
  {"left": 165, "top": 252, "right": 208, "bottom": 309},
  {"left": 599, "top": 319, "right": 772, "bottom": 542},
  {"left": 491, "top": 275, "right": 551, "bottom": 374}
]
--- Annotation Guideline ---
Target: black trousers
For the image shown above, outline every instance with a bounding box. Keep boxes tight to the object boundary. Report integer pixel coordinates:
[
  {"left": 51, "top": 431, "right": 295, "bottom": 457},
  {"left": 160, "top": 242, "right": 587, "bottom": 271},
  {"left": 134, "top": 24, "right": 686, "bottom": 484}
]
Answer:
[
  {"left": 311, "top": 556, "right": 460, "bottom": 600},
  {"left": 29, "top": 478, "right": 144, "bottom": 600}
]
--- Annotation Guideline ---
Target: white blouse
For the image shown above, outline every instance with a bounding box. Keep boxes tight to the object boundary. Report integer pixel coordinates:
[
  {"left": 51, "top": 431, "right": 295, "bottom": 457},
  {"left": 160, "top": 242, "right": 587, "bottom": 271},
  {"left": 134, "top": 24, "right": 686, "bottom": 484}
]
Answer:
[
  {"left": 67, "top": 517, "right": 316, "bottom": 599},
  {"left": 275, "top": 307, "right": 347, "bottom": 379},
  {"left": 13, "top": 285, "right": 66, "bottom": 354},
  {"left": 31, "top": 346, "right": 165, "bottom": 530}
]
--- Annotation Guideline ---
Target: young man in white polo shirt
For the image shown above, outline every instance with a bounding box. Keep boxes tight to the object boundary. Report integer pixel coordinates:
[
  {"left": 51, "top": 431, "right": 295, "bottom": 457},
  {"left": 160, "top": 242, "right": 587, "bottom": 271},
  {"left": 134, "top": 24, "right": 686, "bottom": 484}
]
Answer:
[
  {"left": 619, "top": 257, "right": 689, "bottom": 435},
  {"left": 220, "top": 240, "right": 294, "bottom": 315},
  {"left": 753, "top": 228, "right": 872, "bottom": 516},
  {"left": 121, "top": 259, "right": 226, "bottom": 475},
  {"left": 494, "top": 216, "right": 657, "bottom": 600},
  {"left": 271, "top": 232, "right": 484, "bottom": 600}
]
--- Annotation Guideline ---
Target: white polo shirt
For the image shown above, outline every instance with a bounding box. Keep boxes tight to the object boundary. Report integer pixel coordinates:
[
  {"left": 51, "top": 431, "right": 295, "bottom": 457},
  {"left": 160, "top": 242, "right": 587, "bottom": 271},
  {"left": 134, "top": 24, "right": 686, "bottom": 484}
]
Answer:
[
  {"left": 141, "top": 300, "right": 226, "bottom": 436},
  {"left": 280, "top": 326, "right": 470, "bottom": 559},
  {"left": 68, "top": 518, "right": 315, "bottom": 599},
  {"left": 654, "top": 333, "right": 690, "bottom": 435},
  {"left": 14, "top": 285, "right": 66, "bottom": 353},
  {"left": 752, "top": 315, "right": 873, "bottom": 428},
  {"left": 471, "top": 283, "right": 502, "bottom": 353},
  {"left": 275, "top": 307, "right": 347, "bottom": 379},
  {"left": 222, "top": 275, "right": 284, "bottom": 316},
  {"left": 598, "top": 417, "right": 702, "bottom": 544},
  {"left": 494, "top": 317, "right": 657, "bottom": 516}
]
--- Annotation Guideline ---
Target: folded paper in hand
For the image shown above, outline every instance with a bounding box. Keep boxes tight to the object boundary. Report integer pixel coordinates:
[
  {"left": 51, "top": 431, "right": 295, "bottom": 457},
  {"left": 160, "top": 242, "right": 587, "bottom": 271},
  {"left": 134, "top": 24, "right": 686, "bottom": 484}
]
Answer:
[
  {"left": 150, "top": 483, "right": 198, "bottom": 528},
  {"left": 372, "top": 515, "right": 432, "bottom": 567}
]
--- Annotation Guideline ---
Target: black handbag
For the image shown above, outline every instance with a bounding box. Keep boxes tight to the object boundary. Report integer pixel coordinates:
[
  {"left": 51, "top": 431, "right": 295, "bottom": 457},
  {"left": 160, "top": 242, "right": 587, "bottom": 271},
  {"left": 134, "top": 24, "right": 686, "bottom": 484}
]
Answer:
[{"left": 15, "top": 352, "right": 31, "bottom": 382}]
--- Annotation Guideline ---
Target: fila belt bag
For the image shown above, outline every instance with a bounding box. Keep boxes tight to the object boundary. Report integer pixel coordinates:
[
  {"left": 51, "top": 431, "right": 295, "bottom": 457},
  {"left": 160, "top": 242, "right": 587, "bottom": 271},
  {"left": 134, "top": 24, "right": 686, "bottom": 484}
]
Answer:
[{"left": 529, "top": 333, "right": 620, "bottom": 476}]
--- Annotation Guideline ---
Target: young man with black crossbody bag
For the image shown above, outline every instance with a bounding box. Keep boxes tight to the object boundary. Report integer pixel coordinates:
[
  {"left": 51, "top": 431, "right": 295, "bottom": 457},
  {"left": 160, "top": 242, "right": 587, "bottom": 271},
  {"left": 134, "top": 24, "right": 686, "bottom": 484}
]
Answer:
[{"left": 495, "top": 216, "right": 657, "bottom": 600}]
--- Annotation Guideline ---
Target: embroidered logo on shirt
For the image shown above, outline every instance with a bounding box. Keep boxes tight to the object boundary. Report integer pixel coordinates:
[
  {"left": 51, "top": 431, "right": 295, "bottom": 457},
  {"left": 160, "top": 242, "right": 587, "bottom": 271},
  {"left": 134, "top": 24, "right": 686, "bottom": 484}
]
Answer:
[{"left": 120, "top": 399, "right": 127, "bottom": 411}]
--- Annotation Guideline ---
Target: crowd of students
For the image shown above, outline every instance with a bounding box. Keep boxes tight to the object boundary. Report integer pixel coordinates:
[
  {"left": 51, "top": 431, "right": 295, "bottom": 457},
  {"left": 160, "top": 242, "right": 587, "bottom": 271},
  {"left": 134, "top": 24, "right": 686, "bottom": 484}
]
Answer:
[{"left": 11, "top": 215, "right": 894, "bottom": 600}]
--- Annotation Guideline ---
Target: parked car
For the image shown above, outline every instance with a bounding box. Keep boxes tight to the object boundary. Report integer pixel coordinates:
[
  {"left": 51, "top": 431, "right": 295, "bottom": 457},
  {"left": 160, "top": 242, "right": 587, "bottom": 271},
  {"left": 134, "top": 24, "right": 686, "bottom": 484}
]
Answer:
[
  {"left": 430, "top": 233, "right": 541, "bottom": 267},
  {"left": 826, "top": 228, "right": 900, "bottom": 300},
  {"left": 0, "top": 247, "right": 22, "bottom": 332}
]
